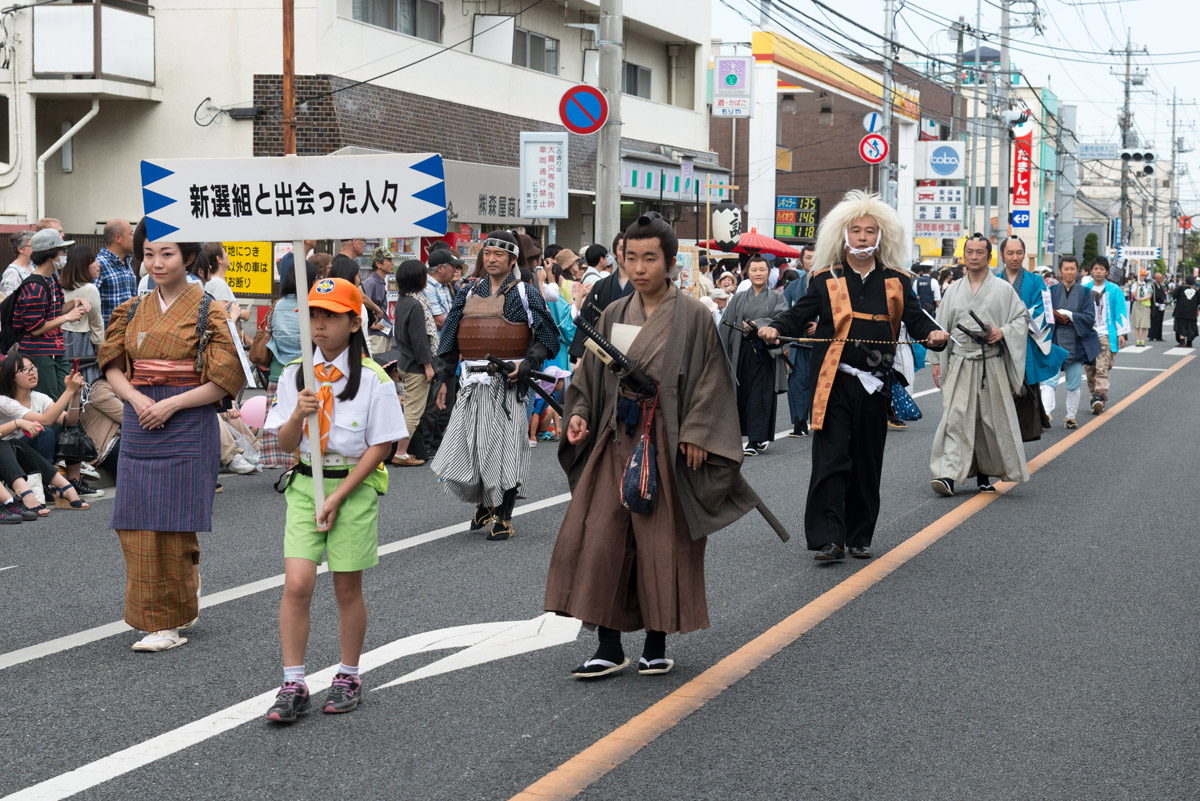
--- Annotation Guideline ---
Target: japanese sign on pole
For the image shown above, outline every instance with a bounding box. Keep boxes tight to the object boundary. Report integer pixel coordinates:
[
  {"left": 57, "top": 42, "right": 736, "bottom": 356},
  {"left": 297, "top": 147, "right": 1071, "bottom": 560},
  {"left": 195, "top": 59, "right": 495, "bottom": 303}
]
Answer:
[
  {"left": 140, "top": 152, "right": 447, "bottom": 526},
  {"left": 712, "top": 55, "right": 754, "bottom": 117},
  {"left": 139, "top": 153, "right": 448, "bottom": 242},
  {"left": 519, "top": 132, "right": 569, "bottom": 219},
  {"left": 1012, "top": 130, "right": 1033, "bottom": 208}
]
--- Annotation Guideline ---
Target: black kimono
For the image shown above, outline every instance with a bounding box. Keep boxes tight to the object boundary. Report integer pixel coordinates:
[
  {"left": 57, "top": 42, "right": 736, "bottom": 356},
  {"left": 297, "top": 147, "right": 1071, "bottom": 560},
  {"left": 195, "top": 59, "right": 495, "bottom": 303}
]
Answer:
[{"left": 769, "top": 260, "right": 941, "bottom": 551}]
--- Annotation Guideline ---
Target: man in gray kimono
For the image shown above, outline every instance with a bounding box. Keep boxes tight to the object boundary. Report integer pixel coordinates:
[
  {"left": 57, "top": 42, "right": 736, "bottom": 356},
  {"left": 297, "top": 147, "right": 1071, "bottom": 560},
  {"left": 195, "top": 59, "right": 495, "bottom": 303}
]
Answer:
[
  {"left": 930, "top": 234, "right": 1031, "bottom": 495},
  {"left": 719, "top": 255, "right": 788, "bottom": 455}
]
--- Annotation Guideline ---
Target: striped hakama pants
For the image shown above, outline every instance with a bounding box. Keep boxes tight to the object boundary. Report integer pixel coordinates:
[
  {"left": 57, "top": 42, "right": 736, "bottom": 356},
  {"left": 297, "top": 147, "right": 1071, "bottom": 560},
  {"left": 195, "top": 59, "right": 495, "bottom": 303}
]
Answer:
[{"left": 429, "top": 374, "right": 529, "bottom": 507}]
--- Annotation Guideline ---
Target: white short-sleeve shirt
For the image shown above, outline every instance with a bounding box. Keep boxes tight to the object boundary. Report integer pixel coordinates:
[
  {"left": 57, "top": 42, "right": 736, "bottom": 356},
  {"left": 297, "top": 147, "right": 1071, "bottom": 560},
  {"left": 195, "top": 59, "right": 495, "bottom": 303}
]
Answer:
[
  {"left": 263, "top": 346, "right": 406, "bottom": 459},
  {"left": 0, "top": 392, "right": 53, "bottom": 440}
]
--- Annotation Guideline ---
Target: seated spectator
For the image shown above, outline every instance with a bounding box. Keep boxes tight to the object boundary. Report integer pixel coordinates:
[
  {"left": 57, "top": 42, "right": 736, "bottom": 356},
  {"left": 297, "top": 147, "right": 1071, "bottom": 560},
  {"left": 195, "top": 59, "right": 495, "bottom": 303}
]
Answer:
[
  {"left": 219, "top": 404, "right": 259, "bottom": 475},
  {"left": 0, "top": 354, "right": 96, "bottom": 509},
  {"left": 80, "top": 377, "right": 122, "bottom": 472}
]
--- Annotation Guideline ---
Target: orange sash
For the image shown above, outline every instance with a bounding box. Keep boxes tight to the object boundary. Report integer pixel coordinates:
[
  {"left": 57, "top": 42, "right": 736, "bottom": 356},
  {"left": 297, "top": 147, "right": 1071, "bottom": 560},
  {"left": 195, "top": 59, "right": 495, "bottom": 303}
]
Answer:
[{"left": 810, "top": 272, "right": 906, "bottom": 430}]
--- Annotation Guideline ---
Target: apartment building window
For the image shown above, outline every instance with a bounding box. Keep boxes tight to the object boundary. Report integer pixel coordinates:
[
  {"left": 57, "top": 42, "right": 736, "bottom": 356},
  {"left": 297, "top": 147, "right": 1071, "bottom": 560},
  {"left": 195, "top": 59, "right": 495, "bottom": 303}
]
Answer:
[
  {"left": 623, "top": 62, "right": 651, "bottom": 99},
  {"left": 352, "top": 0, "right": 442, "bottom": 42},
  {"left": 513, "top": 28, "right": 559, "bottom": 74}
]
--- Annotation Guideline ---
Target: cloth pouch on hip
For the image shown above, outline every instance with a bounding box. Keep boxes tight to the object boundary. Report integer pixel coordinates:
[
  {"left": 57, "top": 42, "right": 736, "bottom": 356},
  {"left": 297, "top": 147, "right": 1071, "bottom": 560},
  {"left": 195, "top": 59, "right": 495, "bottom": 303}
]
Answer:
[
  {"left": 620, "top": 395, "right": 658, "bottom": 515},
  {"left": 889, "top": 372, "right": 922, "bottom": 422}
]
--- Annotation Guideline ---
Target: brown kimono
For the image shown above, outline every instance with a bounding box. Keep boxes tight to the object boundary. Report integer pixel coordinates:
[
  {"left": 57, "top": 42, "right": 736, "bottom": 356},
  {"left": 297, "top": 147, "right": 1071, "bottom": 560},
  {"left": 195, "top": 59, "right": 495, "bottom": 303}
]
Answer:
[
  {"left": 98, "top": 283, "right": 245, "bottom": 633},
  {"left": 545, "top": 285, "right": 788, "bottom": 634}
]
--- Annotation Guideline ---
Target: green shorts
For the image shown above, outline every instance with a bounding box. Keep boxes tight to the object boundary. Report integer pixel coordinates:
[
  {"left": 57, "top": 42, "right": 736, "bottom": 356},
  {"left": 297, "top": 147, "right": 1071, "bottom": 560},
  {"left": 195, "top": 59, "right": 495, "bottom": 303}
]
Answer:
[{"left": 284, "top": 474, "right": 380, "bottom": 572}]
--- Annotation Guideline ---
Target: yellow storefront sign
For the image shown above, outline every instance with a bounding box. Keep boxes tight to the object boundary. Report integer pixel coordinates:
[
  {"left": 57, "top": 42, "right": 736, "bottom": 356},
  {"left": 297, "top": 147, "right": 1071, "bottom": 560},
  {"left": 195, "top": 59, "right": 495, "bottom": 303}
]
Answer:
[{"left": 223, "top": 241, "right": 273, "bottom": 296}]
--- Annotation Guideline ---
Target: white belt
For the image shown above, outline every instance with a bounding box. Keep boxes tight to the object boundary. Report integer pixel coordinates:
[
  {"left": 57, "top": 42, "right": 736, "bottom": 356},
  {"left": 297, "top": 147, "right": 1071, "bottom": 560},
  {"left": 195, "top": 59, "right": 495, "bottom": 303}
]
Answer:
[
  {"left": 837, "top": 363, "right": 884, "bottom": 395},
  {"left": 300, "top": 453, "right": 360, "bottom": 468}
]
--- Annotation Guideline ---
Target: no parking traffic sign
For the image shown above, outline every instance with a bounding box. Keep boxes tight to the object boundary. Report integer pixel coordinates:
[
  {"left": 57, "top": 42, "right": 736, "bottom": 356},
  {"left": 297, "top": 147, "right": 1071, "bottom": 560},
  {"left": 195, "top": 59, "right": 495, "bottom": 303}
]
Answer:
[
  {"left": 559, "top": 85, "right": 609, "bottom": 135},
  {"left": 859, "top": 133, "right": 889, "bottom": 164}
]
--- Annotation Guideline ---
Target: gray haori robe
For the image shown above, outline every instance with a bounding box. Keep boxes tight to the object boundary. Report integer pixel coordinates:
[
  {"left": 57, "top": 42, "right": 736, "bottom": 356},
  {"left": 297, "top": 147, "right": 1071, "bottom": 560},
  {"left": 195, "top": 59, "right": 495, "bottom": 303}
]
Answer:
[
  {"left": 718, "top": 286, "right": 789, "bottom": 393},
  {"left": 930, "top": 273, "right": 1031, "bottom": 484}
]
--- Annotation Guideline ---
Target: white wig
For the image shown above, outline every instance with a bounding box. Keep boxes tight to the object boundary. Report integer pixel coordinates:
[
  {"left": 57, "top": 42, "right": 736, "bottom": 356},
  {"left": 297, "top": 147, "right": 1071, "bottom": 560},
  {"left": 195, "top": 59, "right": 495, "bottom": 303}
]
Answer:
[{"left": 812, "top": 190, "right": 909, "bottom": 272}]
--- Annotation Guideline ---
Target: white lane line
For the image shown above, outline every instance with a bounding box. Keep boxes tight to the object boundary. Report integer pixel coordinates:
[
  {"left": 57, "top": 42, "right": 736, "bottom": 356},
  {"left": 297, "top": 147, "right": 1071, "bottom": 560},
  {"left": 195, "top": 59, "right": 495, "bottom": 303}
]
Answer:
[
  {"left": 1164, "top": 347, "right": 1194, "bottom": 356},
  {"left": 0, "top": 492, "right": 571, "bottom": 672},
  {"left": 1112, "top": 366, "right": 1166, "bottom": 372},
  {"left": 0, "top": 615, "right": 578, "bottom": 801},
  {"left": 0, "top": 565, "right": 17, "bottom": 573}
]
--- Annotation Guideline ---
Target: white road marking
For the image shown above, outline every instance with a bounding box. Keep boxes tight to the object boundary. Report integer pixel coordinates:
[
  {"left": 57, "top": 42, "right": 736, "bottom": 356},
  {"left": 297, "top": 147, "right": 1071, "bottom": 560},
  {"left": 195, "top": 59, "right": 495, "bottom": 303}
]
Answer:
[
  {"left": 1, "top": 614, "right": 580, "bottom": 801},
  {"left": 1118, "top": 345, "right": 1151, "bottom": 354},
  {"left": 0, "top": 492, "right": 571, "bottom": 672},
  {"left": 1111, "top": 366, "right": 1166, "bottom": 372},
  {"left": 0, "top": 565, "right": 17, "bottom": 573},
  {"left": 1163, "top": 347, "right": 1194, "bottom": 356}
]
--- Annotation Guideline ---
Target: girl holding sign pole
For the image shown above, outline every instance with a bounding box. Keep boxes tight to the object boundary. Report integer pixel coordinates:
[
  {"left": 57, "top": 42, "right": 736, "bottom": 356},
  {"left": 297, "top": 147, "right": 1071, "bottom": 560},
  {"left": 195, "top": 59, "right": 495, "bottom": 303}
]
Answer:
[{"left": 262, "top": 277, "right": 406, "bottom": 723}]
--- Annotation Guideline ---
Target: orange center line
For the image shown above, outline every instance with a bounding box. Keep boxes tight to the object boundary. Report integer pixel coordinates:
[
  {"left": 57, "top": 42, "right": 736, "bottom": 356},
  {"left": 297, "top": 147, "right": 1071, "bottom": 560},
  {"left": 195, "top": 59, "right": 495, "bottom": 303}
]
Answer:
[{"left": 510, "top": 355, "right": 1195, "bottom": 801}]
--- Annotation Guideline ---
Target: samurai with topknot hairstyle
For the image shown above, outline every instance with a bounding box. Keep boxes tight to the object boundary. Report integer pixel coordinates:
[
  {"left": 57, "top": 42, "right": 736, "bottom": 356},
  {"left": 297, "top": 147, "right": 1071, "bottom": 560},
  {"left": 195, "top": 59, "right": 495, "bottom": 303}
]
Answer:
[
  {"left": 757, "top": 190, "right": 949, "bottom": 564},
  {"left": 429, "top": 230, "right": 559, "bottom": 541}
]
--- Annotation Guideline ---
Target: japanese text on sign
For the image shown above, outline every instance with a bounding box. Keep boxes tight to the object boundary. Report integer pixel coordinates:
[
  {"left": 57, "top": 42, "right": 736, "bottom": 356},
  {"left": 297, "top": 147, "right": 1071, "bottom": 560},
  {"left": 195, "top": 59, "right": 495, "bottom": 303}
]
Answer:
[
  {"left": 913, "top": 220, "right": 964, "bottom": 236},
  {"left": 1012, "top": 131, "right": 1033, "bottom": 207},
  {"left": 774, "top": 196, "right": 821, "bottom": 239},
  {"left": 519, "top": 132, "right": 568, "bottom": 219},
  {"left": 479, "top": 194, "right": 520, "bottom": 219},
  {"left": 222, "top": 241, "right": 273, "bottom": 296}
]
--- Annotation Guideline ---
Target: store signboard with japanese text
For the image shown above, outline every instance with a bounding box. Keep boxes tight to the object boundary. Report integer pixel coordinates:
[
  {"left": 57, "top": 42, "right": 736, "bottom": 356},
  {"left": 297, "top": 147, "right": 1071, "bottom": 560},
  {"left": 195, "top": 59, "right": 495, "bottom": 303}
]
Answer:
[
  {"left": 519, "top": 132, "right": 568, "bottom": 219},
  {"left": 1012, "top": 129, "right": 1033, "bottom": 207},
  {"left": 712, "top": 55, "right": 754, "bottom": 118},
  {"left": 914, "top": 186, "right": 964, "bottom": 237},
  {"left": 221, "top": 241, "right": 273, "bottom": 297},
  {"left": 774, "top": 195, "right": 820, "bottom": 239},
  {"left": 139, "top": 153, "right": 448, "bottom": 241}
]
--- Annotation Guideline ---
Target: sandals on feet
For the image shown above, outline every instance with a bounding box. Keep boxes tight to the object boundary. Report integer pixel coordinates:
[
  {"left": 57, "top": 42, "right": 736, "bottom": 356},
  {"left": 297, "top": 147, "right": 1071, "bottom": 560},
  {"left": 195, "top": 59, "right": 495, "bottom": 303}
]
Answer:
[
  {"left": 18, "top": 490, "right": 49, "bottom": 518},
  {"left": 52, "top": 485, "right": 89, "bottom": 510}
]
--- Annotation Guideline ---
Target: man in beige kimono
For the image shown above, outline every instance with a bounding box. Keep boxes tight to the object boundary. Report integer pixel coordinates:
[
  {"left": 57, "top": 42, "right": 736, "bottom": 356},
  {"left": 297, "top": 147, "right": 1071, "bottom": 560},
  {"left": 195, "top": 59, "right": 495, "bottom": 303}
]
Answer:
[
  {"left": 545, "top": 214, "right": 787, "bottom": 680},
  {"left": 930, "top": 234, "right": 1030, "bottom": 495}
]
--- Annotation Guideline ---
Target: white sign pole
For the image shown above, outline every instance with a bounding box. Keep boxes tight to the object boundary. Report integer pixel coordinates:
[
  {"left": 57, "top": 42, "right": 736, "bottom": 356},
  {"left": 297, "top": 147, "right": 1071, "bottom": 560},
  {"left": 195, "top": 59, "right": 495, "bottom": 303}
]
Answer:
[{"left": 289, "top": 232, "right": 326, "bottom": 526}]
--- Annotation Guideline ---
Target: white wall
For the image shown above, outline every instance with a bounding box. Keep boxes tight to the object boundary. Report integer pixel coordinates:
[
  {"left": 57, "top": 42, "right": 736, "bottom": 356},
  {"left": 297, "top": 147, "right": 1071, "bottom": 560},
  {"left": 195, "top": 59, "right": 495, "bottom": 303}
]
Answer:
[{"left": 25, "top": 0, "right": 710, "bottom": 231}]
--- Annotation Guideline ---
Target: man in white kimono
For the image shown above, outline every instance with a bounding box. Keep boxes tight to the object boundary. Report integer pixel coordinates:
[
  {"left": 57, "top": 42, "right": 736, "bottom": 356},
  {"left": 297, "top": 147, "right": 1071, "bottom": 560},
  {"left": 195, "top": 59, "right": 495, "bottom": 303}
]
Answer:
[{"left": 930, "top": 234, "right": 1030, "bottom": 495}]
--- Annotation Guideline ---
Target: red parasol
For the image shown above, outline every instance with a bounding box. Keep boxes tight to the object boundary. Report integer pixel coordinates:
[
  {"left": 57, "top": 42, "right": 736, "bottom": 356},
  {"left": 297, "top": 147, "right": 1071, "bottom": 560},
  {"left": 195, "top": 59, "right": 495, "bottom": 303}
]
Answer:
[{"left": 733, "top": 228, "right": 804, "bottom": 258}]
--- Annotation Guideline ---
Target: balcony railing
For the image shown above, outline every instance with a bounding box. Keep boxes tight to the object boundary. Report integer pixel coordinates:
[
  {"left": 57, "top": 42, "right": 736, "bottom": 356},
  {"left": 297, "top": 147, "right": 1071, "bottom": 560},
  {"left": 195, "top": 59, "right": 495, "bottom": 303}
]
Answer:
[{"left": 32, "top": 1, "right": 155, "bottom": 85}]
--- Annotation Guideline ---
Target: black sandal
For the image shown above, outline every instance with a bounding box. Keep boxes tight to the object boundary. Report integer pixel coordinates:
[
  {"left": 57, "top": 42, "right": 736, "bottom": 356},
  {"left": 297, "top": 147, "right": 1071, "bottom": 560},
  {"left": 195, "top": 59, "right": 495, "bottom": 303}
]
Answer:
[
  {"left": 52, "top": 485, "right": 89, "bottom": 510},
  {"left": 18, "top": 490, "right": 49, "bottom": 518}
]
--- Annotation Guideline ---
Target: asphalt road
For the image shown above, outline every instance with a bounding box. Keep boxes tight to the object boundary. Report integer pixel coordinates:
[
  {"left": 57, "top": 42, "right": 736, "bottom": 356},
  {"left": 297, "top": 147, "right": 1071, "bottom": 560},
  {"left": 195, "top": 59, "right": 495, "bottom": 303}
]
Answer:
[{"left": 1, "top": 338, "right": 1196, "bottom": 801}]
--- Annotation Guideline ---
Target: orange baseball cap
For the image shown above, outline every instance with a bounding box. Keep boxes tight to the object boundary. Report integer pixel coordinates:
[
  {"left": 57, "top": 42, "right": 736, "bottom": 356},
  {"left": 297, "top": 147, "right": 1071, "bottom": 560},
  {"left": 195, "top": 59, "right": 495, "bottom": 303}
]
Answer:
[{"left": 308, "top": 277, "right": 362, "bottom": 315}]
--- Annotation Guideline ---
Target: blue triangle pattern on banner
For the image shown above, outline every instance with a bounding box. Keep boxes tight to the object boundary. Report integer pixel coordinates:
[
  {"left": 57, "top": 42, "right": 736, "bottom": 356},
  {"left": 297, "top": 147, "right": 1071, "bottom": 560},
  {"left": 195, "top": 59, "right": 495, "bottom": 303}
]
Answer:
[
  {"left": 140, "top": 160, "right": 174, "bottom": 187},
  {"left": 412, "top": 181, "right": 446, "bottom": 209},
  {"left": 142, "top": 189, "right": 175, "bottom": 215},
  {"left": 410, "top": 155, "right": 443, "bottom": 180},
  {"left": 414, "top": 210, "right": 448, "bottom": 235},
  {"left": 144, "top": 217, "right": 180, "bottom": 242}
]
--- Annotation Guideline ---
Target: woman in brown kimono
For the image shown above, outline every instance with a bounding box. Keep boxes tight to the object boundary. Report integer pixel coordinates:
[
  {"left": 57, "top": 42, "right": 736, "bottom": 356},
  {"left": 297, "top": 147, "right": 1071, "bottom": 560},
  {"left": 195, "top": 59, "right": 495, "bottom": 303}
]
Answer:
[
  {"left": 98, "top": 236, "right": 245, "bottom": 652},
  {"left": 545, "top": 214, "right": 788, "bottom": 679}
]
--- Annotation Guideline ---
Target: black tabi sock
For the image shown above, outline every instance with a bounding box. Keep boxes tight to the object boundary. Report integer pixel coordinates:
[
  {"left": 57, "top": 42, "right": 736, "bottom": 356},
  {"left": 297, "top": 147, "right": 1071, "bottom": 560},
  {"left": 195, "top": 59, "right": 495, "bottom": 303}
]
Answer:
[
  {"left": 497, "top": 486, "right": 519, "bottom": 521},
  {"left": 593, "top": 626, "right": 624, "bottom": 664},
  {"left": 976, "top": 474, "right": 990, "bottom": 486},
  {"left": 642, "top": 630, "right": 666, "bottom": 662}
]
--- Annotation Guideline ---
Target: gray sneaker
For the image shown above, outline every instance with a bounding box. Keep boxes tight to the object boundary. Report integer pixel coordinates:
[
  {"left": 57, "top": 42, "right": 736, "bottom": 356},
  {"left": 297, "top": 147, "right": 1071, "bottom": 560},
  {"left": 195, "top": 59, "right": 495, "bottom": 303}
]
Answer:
[{"left": 323, "top": 673, "right": 363, "bottom": 714}]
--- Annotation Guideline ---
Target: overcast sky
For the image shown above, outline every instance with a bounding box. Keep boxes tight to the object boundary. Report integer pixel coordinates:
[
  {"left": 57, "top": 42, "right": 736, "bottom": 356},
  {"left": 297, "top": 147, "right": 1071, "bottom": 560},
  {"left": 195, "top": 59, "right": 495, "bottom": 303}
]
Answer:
[{"left": 711, "top": 0, "right": 1200, "bottom": 206}]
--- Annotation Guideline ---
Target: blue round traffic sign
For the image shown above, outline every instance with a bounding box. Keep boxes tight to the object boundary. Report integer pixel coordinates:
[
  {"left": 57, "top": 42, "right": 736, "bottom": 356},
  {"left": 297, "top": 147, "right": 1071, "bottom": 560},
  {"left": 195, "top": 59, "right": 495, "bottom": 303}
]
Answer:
[{"left": 559, "top": 85, "right": 609, "bottom": 135}]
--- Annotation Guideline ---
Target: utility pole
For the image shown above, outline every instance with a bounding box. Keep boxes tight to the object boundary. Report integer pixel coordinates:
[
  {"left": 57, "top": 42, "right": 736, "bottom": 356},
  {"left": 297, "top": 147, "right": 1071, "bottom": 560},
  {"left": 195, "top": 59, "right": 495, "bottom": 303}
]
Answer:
[
  {"left": 595, "top": 0, "right": 624, "bottom": 248},
  {"left": 282, "top": 0, "right": 296, "bottom": 156},
  {"left": 1110, "top": 29, "right": 1147, "bottom": 260},
  {"left": 967, "top": 0, "right": 983, "bottom": 235},
  {"left": 879, "top": 0, "right": 896, "bottom": 207},
  {"left": 951, "top": 17, "right": 965, "bottom": 144},
  {"left": 983, "top": 66, "right": 994, "bottom": 243},
  {"left": 1170, "top": 90, "right": 1178, "bottom": 271},
  {"left": 996, "top": 0, "right": 1011, "bottom": 244}
]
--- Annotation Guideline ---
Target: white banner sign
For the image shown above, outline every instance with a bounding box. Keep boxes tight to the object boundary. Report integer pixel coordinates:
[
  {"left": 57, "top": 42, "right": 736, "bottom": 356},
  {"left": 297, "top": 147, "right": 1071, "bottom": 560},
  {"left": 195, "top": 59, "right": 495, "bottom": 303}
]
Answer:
[
  {"left": 712, "top": 55, "right": 755, "bottom": 118},
  {"left": 139, "top": 154, "right": 447, "bottom": 242},
  {"left": 914, "top": 186, "right": 964, "bottom": 205},
  {"left": 519, "top": 132, "right": 569, "bottom": 219},
  {"left": 914, "top": 141, "right": 965, "bottom": 180},
  {"left": 1117, "top": 246, "right": 1161, "bottom": 260},
  {"left": 1079, "top": 143, "right": 1119, "bottom": 160}
]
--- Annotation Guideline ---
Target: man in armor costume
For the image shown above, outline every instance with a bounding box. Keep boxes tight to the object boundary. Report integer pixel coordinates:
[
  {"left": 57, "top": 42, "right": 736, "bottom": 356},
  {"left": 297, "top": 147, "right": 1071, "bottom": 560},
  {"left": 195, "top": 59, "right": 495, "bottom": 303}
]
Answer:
[{"left": 430, "top": 231, "right": 560, "bottom": 540}]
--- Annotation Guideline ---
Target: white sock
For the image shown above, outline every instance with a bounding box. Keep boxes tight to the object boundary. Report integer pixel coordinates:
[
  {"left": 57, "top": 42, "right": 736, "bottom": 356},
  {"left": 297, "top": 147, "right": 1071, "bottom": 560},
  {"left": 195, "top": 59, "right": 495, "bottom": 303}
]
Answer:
[
  {"left": 283, "top": 665, "right": 305, "bottom": 684},
  {"left": 338, "top": 663, "right": 359, "bottom": 676},
  {"left": 1040, "top": 383, "right": 1056, "bottom": 414},
  {"left": 1066, "top": 389, "right": 1080, "bottom": 419}
]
